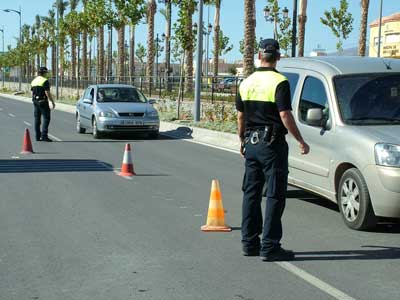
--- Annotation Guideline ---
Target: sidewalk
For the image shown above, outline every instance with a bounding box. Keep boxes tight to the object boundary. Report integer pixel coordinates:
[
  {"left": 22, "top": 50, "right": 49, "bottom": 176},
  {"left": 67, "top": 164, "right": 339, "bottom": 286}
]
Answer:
[{"left": 0, "top": 93, "right": 240, "bottom": 154}]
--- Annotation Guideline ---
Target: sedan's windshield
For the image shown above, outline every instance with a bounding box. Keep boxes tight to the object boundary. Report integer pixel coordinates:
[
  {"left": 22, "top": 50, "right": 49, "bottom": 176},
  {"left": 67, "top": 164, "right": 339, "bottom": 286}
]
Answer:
[
  {"left": 97, "top": 87, "right": 147, "bottom": 103},
  {"left": 334, "top": 74, "right": 400, "bottom": 125}
]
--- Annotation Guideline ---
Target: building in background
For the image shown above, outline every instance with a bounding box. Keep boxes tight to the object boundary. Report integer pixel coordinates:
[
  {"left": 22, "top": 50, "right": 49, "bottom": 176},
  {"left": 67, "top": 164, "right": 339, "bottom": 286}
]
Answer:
[{"left": 369, "top": 12, "right": 400, "bottom": 58}]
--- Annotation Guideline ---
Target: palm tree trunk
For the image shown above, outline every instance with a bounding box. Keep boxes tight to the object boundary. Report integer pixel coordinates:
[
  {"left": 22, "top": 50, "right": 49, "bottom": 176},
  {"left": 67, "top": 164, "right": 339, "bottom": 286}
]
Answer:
[
  {"left": 184, "top": 15, "right": 193, "bottom": 93},
  {"left": 297, "top": 0, "right": 307, "bottom": 57},
  {"left": 82, "top": 31, "right": 88, "bottom": 80},
  {"left": 117, "top": 25, "right": 125, "bottom": 80},
  {"left": 147, "top": 0, "right": 157, "bottom": 85},
  {"left": 213, "top": 0, "right": 220, "bottom": 77},
  {"left": 129, "top": 25, "right": 135, "bottom": 81},
  {"left": 243, "top": 0, "right": 255, "bottom": 77},
  {"left": 71, "top": 37, "right": 77, "bottom": 80},
  {"left": 51, "top": 45, "right": 56, "bottom": 77},
  {"left": 358, "top": 0, "right": 369, "bottom": 56},
  {"left": 97, "top": 26, "right": 105, "bottom": 81}
]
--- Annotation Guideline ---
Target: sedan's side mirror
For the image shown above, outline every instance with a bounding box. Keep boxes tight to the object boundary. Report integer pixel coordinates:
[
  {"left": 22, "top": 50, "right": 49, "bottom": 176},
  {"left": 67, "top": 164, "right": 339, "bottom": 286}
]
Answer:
[
  {"left": 306, "top": 108, "right": 323, "bottom": 127},
  {"left": 83, "top": 98, "right": 93, "bottom": 105},
  {"left": 148, "top": 99, "right": 156, "bottom": 105}
]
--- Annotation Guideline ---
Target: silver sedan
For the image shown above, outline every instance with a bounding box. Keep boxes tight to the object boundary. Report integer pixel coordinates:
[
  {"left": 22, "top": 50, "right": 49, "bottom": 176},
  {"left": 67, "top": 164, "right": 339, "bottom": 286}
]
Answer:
[{"left": 76, "top": 84, "right": 160, "bottom": 139}]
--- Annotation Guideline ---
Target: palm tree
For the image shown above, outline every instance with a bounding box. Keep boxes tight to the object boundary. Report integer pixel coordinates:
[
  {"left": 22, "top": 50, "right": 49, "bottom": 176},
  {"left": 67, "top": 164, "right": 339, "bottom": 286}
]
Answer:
[
  {"left": 64, "top": 0, "right": 79, "bottom": 79},
  {"left": 43, "top": 10, "right": 56, "bottom": 76},
  {"left": 297, "top": 0, "right": 307, "bottom": 57},
  {"left": 21, "top": 24, "right": 32, "bottom": 77},
  {"left": 146, "top": 0, "right": 157, "bottom": 83},
  {"left": 55, "top": 0, "right": 69, "bottom": 81},
  {"left": 205, "top": 0, "right": 222, "bottom": 77},
  {"left": 358, "top": 0, "right": 369, "bottom": 56},
  {"left": 34, "top": 15, "right": 41, "bottom": 69},
  {"left": 243, "top": 0, "right": 255, "bottom": 76}
]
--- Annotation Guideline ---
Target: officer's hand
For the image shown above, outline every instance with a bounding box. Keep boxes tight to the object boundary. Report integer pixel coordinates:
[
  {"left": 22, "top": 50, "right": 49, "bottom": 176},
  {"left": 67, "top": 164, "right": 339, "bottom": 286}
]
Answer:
[
  {"left": 240, "top": 141, "right": 245, "bottom": 158},
  {"left": 51, "top": 102, "right": 56, "bottom": 110},
  {"left": 299, "top": 141, "right": 310, "bottom": 155}
]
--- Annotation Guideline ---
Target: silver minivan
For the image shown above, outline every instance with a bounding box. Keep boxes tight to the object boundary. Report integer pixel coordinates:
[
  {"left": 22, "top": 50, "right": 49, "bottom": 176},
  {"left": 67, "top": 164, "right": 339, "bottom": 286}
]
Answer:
[{"left": 278, "top": 57, "right": 400, "bottom": 230}]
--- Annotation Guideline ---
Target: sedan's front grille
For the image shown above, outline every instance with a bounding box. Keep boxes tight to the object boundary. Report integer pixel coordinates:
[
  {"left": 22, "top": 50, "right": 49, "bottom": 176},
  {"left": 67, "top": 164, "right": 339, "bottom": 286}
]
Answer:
[{"left": 118, "top": 112, "right": 144, "bottom": 117}]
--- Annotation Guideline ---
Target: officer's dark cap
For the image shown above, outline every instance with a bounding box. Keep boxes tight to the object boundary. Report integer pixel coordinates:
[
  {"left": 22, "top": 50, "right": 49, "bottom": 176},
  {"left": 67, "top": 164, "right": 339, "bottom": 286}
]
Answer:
[
  {"left": 39, "top": 66, "right": 48, "bottom": 74},
  {"left": 259, "top": 38, "right": 280, "bottom": 55}
]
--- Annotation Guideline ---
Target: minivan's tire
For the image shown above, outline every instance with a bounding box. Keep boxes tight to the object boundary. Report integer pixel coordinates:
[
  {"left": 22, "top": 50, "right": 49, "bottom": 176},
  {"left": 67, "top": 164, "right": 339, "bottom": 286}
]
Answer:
[
  {"left": 338, "top": 168, "right": 376, "bottom": 230},
  {"left": 92, "top": 118, "right": 102, "bottom": 139},
  {"left": 76, "top": 114, "right": 86, "bottom": 134}
]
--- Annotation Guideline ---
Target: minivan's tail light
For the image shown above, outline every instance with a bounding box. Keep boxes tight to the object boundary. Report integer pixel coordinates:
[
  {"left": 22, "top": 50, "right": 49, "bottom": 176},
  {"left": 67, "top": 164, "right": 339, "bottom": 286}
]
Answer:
[{"left": 375, "top": 143, "right": 400, "bottom": 167}]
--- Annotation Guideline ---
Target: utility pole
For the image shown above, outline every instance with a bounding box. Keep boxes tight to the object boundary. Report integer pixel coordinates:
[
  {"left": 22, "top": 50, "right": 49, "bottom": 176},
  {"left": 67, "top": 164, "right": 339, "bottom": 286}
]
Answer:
[
  {"left": 194, "top": 0, "right": 204, "bottom": 122},
  {"left": 0, "top": 26, "right": 4, "bottom": 88}
]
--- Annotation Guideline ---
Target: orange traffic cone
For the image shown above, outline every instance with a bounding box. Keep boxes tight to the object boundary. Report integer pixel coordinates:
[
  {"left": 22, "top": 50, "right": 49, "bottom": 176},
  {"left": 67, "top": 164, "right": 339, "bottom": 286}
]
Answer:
[
  {"left": 21, "top": 128, "right": 34, "bottom": 154},
  {"left": 201, "top": 179, "right": 232, "bottom": 232},
  {"left": 118, "top": 143, "right": 136, "bottom": 177}
]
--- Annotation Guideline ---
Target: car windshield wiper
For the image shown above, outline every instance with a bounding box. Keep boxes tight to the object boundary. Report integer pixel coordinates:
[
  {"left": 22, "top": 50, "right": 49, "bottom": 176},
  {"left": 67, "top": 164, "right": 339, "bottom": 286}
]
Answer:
[{"left": 347, "top": 117, "right": 400, "bottom": 122}]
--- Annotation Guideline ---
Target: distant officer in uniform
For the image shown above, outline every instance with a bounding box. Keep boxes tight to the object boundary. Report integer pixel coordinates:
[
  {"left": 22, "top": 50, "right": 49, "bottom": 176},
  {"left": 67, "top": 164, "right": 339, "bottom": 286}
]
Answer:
[
  {"left": 236, "top": 39, "right": 310, "bottom": 261},
  {"left": 31, "top": 67, "right": 55, "bottom": 142}
]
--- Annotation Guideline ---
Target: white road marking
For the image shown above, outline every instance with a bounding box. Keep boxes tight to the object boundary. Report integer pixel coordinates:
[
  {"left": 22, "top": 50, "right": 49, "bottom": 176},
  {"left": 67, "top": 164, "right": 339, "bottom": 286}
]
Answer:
[
  {"left": 0, "top": 107, "right": 3, "bottom": 111},
  {"left": 194, "top": 214, "right": 203, "bottom": 217},
  {"left": 276, "top": 262, "right": 356, "bottom": 300},
  {"left": 48, "top": 133, "right": 62, "bottom": 142},
  {"left": 8, "top": 113, "right": 15, "bottom": 117},
  {"left": 24, "top": 121, "right": 32, "bottom": 126}
]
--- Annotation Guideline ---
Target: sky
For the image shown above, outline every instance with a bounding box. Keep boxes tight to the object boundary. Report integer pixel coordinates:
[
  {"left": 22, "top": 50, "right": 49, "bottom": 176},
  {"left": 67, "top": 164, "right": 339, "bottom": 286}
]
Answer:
[{"left": 0, "top": 0, "right": 398, "bottom": 63}]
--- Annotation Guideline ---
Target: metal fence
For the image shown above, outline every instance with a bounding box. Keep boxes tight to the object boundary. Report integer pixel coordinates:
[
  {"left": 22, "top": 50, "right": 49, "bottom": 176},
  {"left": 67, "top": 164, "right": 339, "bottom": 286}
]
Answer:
[{"left": 1, "top": 74, "right": 242, "bottom": 103}]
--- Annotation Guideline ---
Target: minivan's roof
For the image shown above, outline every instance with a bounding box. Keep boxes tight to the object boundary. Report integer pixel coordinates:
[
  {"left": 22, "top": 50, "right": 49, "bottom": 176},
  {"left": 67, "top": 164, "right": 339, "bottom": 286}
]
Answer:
[{"left": 279, "top": 56, "right": 400, "bottom": 77}]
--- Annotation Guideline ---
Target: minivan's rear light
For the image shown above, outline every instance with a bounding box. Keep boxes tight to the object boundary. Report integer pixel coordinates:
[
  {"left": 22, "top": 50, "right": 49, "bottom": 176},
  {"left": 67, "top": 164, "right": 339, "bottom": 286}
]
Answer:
[{"left": 375, "top": 143, "right": 400, "bottom": 167}]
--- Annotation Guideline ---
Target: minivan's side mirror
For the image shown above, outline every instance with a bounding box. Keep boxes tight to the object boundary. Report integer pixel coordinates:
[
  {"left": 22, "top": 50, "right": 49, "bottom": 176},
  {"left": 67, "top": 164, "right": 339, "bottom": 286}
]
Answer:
[
  {"left": 148, "top": 99, "right": 156, "bottom": 105},
  {"left": 306, "top": 108, "right": 323, "bottom": 127},
  {"left": 83, "top": 98, "right": 93, "bottom": 105}
]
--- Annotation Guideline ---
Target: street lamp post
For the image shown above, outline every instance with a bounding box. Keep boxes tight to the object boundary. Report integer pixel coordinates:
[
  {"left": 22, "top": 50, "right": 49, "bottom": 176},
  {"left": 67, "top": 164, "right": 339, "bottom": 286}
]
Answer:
[
  {"left": 194, "top": 0, "right": 204, "bottom": 122},
  {"left": 263, "top": 5, "right": 289, "bottom": 40},
  {"left": 3, "top": 6, "right": 22, "bottom": 91},
  {"left": 291, "top": 0, "right": 297, "bottom": 57},
  {"left": 377, "top": 0, "right": 383, "bottom": 58},
  {"left": 0, "top": 26, "right": 4, "bottom": 88},
  {"left": 56, "top": 0, "right": 59, "bottom": 99},
  {"left": 205, "top": 23, "right": 212, "bottom": 83}
]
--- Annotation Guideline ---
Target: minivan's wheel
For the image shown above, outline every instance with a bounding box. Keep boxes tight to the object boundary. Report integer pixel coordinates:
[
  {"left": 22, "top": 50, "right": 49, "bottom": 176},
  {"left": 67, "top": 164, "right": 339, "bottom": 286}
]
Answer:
[
  {"left": 92, "top": 118, "right": 102, "bottom": 139},
  {"left": 338, "top": 168, "right": 376, "bottom": 230},
  {"left": 76, "top": 114, "right": 86, "bottom": 134}
]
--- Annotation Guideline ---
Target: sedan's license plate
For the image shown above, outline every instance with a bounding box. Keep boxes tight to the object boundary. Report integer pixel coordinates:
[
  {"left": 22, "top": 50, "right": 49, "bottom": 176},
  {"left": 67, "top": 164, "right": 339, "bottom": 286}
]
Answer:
[{"left": 122, "top": 120, "right": 143, "bottom": 125}]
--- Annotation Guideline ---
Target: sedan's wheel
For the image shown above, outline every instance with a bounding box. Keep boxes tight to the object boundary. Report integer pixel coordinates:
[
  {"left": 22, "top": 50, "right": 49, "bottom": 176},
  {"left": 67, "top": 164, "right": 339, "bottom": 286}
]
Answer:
[
  {"left": 338, "top": 168, "right": 376, "bottom": 230},
  {"left": 92, "top": 118, "right": 101, "bottom": 139},
  {"left": 76, "top": 114, "right": 86, "bottom": 134}
]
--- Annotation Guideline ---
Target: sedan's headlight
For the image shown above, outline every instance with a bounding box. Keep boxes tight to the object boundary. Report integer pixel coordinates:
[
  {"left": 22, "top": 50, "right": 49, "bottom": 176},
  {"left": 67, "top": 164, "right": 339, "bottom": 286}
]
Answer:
[
  {"left": 375, "top": 143, "right": 400, "bottom": 167},
  {"left": 147, "top": 110, "right": 158, "bottom": 117},
  {"left": 99, "top": 111, "right": 115, "bottom": 118}
]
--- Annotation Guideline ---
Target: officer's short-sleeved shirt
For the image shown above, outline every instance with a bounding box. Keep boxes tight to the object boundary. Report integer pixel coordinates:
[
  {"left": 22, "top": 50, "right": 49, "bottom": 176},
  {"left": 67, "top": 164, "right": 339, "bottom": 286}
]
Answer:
[
  {"left": 236, "top": 67, "right": 291, "bottom": 134},
  {"left": 31, "top": 76, "right": 50, "bottom": 100}
]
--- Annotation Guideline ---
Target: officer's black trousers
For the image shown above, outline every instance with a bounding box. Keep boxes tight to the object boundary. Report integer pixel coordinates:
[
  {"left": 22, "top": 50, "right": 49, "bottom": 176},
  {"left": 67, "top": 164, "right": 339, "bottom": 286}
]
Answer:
[
  {"left": 33, "top": 103, "right": 51, "bottom": 140},
  {"left": 241, "top": 138, "right": 288, "bottom": 255}
]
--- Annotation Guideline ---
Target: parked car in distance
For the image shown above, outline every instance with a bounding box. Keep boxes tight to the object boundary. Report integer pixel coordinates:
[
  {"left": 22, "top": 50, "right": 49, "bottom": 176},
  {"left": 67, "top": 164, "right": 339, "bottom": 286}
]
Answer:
[
  {"left": 278, "top": 56, "right": 400, "bottom": 230},
  {"left": 76, "top": 84, "right": 160, "bottom": 139},
  {"left": 217, "top": 77, "right": 235, "bottom": 92}
]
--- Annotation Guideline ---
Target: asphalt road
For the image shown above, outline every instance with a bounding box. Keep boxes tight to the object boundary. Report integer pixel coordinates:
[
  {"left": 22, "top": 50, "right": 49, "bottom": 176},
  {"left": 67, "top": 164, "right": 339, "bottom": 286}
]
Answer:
[{"left": 0, "top": 96, "right": 400, "bottom": 300}]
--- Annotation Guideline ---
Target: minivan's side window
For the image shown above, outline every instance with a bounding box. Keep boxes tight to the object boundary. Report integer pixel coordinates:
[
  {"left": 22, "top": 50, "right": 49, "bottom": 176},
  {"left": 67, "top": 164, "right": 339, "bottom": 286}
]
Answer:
[
  {"left": 282, "top": 72, "right": 300, "bottom": 103},
  {"left": 299, "top": 76, "right": 329, "bottom": 123}
]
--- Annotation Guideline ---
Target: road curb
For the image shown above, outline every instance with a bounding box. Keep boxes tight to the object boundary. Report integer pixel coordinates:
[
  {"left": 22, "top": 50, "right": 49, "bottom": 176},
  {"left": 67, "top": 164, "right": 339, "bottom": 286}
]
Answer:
[{"left": 0, "top": 93, "right": 240, "bottom": 153}]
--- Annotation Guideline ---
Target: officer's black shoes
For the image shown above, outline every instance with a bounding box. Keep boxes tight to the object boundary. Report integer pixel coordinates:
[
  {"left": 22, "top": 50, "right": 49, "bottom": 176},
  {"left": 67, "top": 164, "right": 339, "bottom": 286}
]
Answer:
[
  {"left": 242, "top": 247, "right": 260, "bottom": 257},
  {"left": 260, "top": 247, "right": 295, "bottom": 262},
  {"left": 41, "top": 137, "right": 53, "bottom": 142},
  {"left": 36, "top": 138, "right": 41, "bottom": 142}
]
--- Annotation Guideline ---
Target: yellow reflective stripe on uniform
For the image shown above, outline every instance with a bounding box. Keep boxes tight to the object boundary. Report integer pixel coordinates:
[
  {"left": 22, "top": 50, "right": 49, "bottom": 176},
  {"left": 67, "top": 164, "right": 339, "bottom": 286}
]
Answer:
[
  {"left": 239, "top": 71, "right": 287, "bottom": 102},
  {"left": 31, "top": 76, "right": 48, "bottom": 87}
]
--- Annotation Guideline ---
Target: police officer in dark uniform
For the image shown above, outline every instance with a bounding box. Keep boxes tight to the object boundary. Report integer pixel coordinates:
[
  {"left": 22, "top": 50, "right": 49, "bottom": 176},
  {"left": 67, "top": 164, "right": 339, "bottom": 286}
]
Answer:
[
  {"left": 31, "top": 67, "right": 55, "bottom": 142},
  {"left": 236, "top": 39, "right": 310, "bottom": 261}
]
